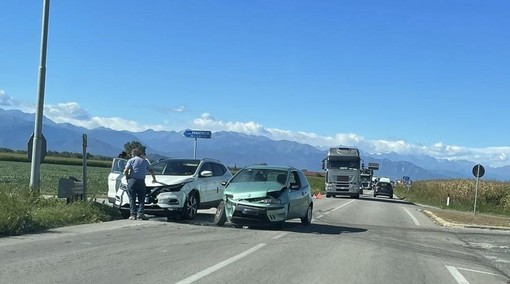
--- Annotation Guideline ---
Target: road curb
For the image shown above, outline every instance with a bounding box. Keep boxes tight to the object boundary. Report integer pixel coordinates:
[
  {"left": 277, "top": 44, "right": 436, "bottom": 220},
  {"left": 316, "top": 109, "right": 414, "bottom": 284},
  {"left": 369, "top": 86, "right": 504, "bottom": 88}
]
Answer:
[{"left": 422, "top": 210, "right": 510, "bottom": 231}]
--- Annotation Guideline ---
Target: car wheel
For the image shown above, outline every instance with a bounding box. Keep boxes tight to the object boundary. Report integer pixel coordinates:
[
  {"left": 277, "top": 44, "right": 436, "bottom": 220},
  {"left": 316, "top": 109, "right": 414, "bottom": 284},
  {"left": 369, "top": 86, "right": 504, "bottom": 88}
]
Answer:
[
  {"left": 214, "top": 201, "right": 227, "bottom": 226},
  {"left": 326, "top": 194, "right": 331, "bottom": 198},
  {"left": 373, "top": 194, "right": 377, "bottom": 197},
  {"left": 301, "top": 204, "right": 312, "bottom": 225},
  {"left": 389, "top": 193, "right": 393, "bottom": 199},
  {"left": 181, "top": 192, "right": 199, "bottom": 220}
]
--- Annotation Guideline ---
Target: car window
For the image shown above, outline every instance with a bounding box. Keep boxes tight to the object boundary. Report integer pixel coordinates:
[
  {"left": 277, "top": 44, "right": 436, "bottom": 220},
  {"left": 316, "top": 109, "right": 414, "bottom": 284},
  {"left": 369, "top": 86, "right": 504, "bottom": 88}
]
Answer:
[
  {"left": 211, "top": 162, "right": 227, "bottom": 177},
  {"left": 153, "top": 159, "right": 200, "bottom": 175},
  {"left": 199, "top": 162, "right": 213, "bottom": 176},
  {"left": 111, "top": 158, "right": 127, "bottom": 174},
  {"left": 378, "top": 182, "right": 392, "bottom": 189},
  {"left": 289, "top": 171, "right": 301, "bottom": 188},
  {"left": 296, "top": 171, "right": 310, "bottom": 189},
  {"left": 230, "top": 168, "right": 287, "bottom": 183}
]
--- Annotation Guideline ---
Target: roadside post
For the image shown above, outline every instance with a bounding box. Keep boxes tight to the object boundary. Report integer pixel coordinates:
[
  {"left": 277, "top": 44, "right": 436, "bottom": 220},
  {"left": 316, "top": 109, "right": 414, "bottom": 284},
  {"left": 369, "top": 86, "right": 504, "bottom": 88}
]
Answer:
[
  {"left": 82, "top": 134, "right": 87, "bottom": 201},
  {"left": 182, "top": 129, "right": 212, "bottom": 158},
  {"left": 472, "top": 164, "right": 485, "bottom": 215}
]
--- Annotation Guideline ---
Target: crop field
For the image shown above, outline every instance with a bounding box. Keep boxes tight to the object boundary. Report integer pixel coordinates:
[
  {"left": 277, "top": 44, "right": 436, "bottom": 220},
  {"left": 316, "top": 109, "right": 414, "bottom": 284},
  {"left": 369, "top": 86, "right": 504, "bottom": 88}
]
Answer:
[
  {"left": 394, "top": 179, "right": 510, "bottom": 216},
  {"left": 0, "top": 160, "right": 110, "bottom": 197}
]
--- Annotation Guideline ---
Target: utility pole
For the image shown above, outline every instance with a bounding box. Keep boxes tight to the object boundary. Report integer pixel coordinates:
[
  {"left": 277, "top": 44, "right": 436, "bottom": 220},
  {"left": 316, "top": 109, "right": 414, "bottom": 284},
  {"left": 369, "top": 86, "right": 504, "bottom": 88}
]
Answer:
[{"left": 30, "top": 0, "right": 51, "bottom": 191}]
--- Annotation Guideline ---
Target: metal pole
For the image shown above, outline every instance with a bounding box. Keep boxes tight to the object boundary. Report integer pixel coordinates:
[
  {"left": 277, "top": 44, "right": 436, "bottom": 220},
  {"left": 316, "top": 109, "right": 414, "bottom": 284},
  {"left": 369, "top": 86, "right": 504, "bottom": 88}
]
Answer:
[
  {"left": 30, "top": 0, "right": 51, "bottom": 191},
  {"left": 193, "top": 138, "right": 197, "bottom": 158},
  {"left": 473, "top": 166, "right": 480, "bottom": 215}
]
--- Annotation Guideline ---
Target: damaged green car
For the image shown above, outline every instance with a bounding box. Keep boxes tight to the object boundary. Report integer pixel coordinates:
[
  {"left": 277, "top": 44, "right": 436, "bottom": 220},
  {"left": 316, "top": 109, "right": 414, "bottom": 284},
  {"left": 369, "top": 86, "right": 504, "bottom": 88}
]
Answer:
[{"left": 214, "top": 165, "right": 313, "bottom": 229}]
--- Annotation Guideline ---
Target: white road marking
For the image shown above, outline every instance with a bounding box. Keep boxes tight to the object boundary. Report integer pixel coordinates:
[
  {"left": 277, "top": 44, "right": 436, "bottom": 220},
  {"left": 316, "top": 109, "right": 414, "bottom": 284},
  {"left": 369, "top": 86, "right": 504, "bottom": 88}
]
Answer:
[
  {"left": 446, "top": 265, "right": 470, "bottom": 284},
  {"left": 324, "top": 200, "right": 356, "bottom": 216},
  {"left": 402, "top": 207, "right": 420, "bottom": 226},
  {"left": 457, "top": 267, "right": 504, "bottom": 277},
  {"left": 175, "top": 243, "right": 267, "bottom": 284},
  {"left": 272, "top": 233, "right": 288, "bottom": 240}
]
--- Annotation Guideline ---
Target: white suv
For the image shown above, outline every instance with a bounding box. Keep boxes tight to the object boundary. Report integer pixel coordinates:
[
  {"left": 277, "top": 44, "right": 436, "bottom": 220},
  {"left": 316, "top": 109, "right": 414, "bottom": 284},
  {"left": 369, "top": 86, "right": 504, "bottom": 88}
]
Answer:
[{"left": 107, "top": 158, "right": 232, "bottom": 220}]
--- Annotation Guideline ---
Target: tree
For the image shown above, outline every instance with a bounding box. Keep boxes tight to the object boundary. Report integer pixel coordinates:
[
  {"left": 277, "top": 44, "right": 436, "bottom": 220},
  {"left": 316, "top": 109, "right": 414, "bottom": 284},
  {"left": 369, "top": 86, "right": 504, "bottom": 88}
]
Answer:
[{"left": 123, "top": 141, "right": 146, "bottom": 156}]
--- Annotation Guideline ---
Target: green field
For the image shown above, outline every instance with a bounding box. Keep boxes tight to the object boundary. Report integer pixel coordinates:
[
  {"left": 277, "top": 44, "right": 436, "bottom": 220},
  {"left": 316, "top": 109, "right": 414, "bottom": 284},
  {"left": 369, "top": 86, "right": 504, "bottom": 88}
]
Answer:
[{"left": 0, "top": 160, "right": 110, "bottom": 197}]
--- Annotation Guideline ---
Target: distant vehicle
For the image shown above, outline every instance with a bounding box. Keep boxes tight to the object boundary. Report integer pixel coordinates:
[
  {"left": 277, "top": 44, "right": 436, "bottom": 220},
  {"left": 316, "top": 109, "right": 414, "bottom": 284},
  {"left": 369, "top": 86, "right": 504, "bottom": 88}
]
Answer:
[
  {"left": 373, "top": 179, "right": 394, "bottom": 199},
  {"left": 322, "top": 147, "right": 362, "bottom": 198},
  {"left": 108, "top": 157, "right": 232, "bottom": 220},
  {"left": 360, "top": 168, "right": 373, "bottom": 191},
  {"left": 214, "top": 164, "right": 313, "bottom": 229}
]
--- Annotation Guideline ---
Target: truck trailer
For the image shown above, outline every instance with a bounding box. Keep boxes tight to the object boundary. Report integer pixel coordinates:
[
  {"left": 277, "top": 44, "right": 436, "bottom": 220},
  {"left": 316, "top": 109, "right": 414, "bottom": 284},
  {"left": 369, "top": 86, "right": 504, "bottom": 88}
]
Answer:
[{"left": 322, "top": 147, "right": 362, "bottom": 198}]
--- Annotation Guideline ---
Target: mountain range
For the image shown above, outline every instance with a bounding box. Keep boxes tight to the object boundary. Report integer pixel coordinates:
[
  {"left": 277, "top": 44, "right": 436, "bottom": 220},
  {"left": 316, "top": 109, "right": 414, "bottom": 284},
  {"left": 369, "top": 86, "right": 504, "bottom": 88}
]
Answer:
[{"left": 1, "top": 107, "right": 509, "bottom": 181}]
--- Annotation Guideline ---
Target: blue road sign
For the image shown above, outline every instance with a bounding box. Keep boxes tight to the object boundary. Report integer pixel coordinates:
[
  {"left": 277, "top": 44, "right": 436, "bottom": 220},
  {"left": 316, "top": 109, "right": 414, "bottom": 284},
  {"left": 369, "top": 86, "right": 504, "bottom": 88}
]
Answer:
[{"left": 182, "top": 130, "right": 212, "bottom": 139}]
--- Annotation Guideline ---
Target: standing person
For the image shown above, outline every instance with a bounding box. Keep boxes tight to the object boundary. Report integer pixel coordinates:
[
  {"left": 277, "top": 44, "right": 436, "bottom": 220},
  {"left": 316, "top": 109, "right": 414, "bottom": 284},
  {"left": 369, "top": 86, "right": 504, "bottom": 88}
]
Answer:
[{"left": 124, "top": 148, "right": 157, "bottom": 220}]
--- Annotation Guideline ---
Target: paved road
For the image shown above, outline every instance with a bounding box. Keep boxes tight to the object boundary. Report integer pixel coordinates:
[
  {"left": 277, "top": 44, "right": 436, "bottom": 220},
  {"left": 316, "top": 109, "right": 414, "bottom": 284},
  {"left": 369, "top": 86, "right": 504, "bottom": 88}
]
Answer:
[{"left": 2, "top": 190, "right": 509, "bottom": 284}]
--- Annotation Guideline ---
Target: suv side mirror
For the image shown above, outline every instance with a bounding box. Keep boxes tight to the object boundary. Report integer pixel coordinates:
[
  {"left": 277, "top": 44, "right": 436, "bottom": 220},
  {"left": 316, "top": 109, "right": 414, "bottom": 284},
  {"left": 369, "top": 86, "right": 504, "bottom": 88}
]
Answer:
[{"left": 200, "top": 170, "right": 213, "bottom": 177}]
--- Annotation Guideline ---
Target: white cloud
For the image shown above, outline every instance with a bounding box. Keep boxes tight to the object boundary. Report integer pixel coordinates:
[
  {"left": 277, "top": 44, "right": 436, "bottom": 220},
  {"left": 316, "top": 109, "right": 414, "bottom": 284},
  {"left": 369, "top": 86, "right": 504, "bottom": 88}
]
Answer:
[
  {"left": 44, "top": 102, "right": 91, "bottom": 121},
  {"left": 189, "top": 113, "right": 510, "bottom": 168},
  {"left": 0, "top": 90, "right": 22, "bottom": 107}
]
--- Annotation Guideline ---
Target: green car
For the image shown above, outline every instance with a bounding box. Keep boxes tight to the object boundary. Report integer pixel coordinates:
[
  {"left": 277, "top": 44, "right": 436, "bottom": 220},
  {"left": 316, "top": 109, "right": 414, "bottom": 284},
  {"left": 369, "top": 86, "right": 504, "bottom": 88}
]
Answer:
[{"left": 214, "top": 165, "right": 313, "bottom": 228}]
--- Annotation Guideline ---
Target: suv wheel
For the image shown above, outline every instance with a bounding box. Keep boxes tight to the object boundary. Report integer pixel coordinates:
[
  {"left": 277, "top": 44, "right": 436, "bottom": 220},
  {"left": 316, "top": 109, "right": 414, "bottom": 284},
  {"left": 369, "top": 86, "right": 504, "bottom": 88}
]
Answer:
[{"left": 181, "top": 192, "right": 199, "bottom": 220}]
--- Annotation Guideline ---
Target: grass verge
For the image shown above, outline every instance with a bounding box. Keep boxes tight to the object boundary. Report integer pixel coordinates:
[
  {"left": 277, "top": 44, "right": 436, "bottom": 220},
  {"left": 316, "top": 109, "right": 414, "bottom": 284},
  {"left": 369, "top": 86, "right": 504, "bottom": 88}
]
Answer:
[{"left": 0, "top": 184, "right": 121, "bottom": 237}]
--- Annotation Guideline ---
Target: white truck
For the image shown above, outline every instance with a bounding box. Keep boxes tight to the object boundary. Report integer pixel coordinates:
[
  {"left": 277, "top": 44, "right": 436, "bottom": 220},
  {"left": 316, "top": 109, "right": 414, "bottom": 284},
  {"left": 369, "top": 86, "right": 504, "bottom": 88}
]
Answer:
[{"left": 322, "top": 147, "right": 362, "bottom": 198}]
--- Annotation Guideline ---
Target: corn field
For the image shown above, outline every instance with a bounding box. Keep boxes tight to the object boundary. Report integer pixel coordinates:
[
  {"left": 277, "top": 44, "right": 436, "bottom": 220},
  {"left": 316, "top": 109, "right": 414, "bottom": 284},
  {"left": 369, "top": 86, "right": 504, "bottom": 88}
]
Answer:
[{"left": 394, "top": 179, "right": 510, "bottom": 216}]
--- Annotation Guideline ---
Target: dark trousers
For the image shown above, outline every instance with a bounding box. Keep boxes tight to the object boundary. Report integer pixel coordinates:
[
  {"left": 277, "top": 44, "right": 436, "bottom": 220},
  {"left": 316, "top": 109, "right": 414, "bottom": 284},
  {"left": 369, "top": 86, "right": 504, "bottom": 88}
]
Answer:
[{"left": 127, "top": 178, "right": 146, "bottom": 216}]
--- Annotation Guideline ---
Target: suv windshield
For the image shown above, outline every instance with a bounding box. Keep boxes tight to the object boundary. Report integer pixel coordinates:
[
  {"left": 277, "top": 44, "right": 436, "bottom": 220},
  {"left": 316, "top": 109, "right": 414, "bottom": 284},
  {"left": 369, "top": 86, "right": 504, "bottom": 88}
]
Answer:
[
  {"left": 231, "top": 168, "right": 288, "bottom": 184},
  {"left": 151, "top": 159, "right": 200, "bottom": 176}
]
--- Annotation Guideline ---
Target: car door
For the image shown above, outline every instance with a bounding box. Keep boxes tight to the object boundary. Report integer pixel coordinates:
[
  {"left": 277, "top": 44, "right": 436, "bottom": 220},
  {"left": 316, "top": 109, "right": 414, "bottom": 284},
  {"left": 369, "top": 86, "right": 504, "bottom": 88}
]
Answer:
[
  {"left": 287, "top": 170, "right": 309, "bottom": 219},
  {"left": 210, "top": 162, "right": 229, "bottom": 202},
  {"left": 107, "top": 158, "right": 127, "bottom": 203},
  {"left": 196, "top": 162, "right": 216, "bottom": 203}
]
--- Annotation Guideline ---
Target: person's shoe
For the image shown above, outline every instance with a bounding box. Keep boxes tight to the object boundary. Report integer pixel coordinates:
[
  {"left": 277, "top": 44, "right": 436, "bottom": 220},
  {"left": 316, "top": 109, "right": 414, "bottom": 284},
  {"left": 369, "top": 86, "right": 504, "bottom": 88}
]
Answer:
[
  {"left": 137, "top": 214, "right": 149, "bottom": 220},
  {"left": 128, "top": 215, "right": 137, "bottom": 220}
]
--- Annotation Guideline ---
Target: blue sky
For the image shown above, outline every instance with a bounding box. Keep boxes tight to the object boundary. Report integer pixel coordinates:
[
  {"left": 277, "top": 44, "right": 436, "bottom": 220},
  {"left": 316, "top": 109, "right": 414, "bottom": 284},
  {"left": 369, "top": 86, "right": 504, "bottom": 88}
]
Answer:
[{"left": 1, "top": 1, "right": 509, "bottom": 167}]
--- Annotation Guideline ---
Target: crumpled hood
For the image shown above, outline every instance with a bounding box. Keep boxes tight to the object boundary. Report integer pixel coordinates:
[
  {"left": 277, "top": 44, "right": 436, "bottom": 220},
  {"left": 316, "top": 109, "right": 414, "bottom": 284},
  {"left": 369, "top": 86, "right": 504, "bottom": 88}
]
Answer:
[
  {"left": 225, "top": 182, "right": 282, "bottom": 199},
  {"left": 149, "top": 175, "right": 194, "bottom": 186}
]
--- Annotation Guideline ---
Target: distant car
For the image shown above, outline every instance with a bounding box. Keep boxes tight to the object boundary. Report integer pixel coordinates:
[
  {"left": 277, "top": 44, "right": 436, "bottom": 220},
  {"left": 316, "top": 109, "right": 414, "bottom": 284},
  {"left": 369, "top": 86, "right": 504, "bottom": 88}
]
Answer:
[
  {"left": 214, "top": 164, "right": 313, "bottom": 229},
  {"left": 373, "top": 180, "right": 393, "bottom": 199},
  {"left": 108, "top": 157, "right": 232, "bottom": 220}
]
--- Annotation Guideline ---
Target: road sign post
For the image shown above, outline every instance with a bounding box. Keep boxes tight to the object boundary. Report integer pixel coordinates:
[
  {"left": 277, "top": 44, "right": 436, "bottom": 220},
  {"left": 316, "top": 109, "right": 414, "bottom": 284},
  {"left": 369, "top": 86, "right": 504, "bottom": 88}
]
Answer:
[
  {"left": 182, "top": 130, "right": 212, "bottom": 158},
  {"left": 472, "top": 164, "right": 485, "bottom": 215}
]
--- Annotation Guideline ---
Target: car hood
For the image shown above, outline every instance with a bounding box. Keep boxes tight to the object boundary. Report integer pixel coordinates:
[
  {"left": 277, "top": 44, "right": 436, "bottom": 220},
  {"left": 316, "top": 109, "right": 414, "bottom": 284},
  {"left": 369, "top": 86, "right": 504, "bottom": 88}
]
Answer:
[
  {"left": 225, "top": 182, "right": 283, "bottom": 199},
  {"left": 147, "top": 175, "right": 194, "bottom": 186}
]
